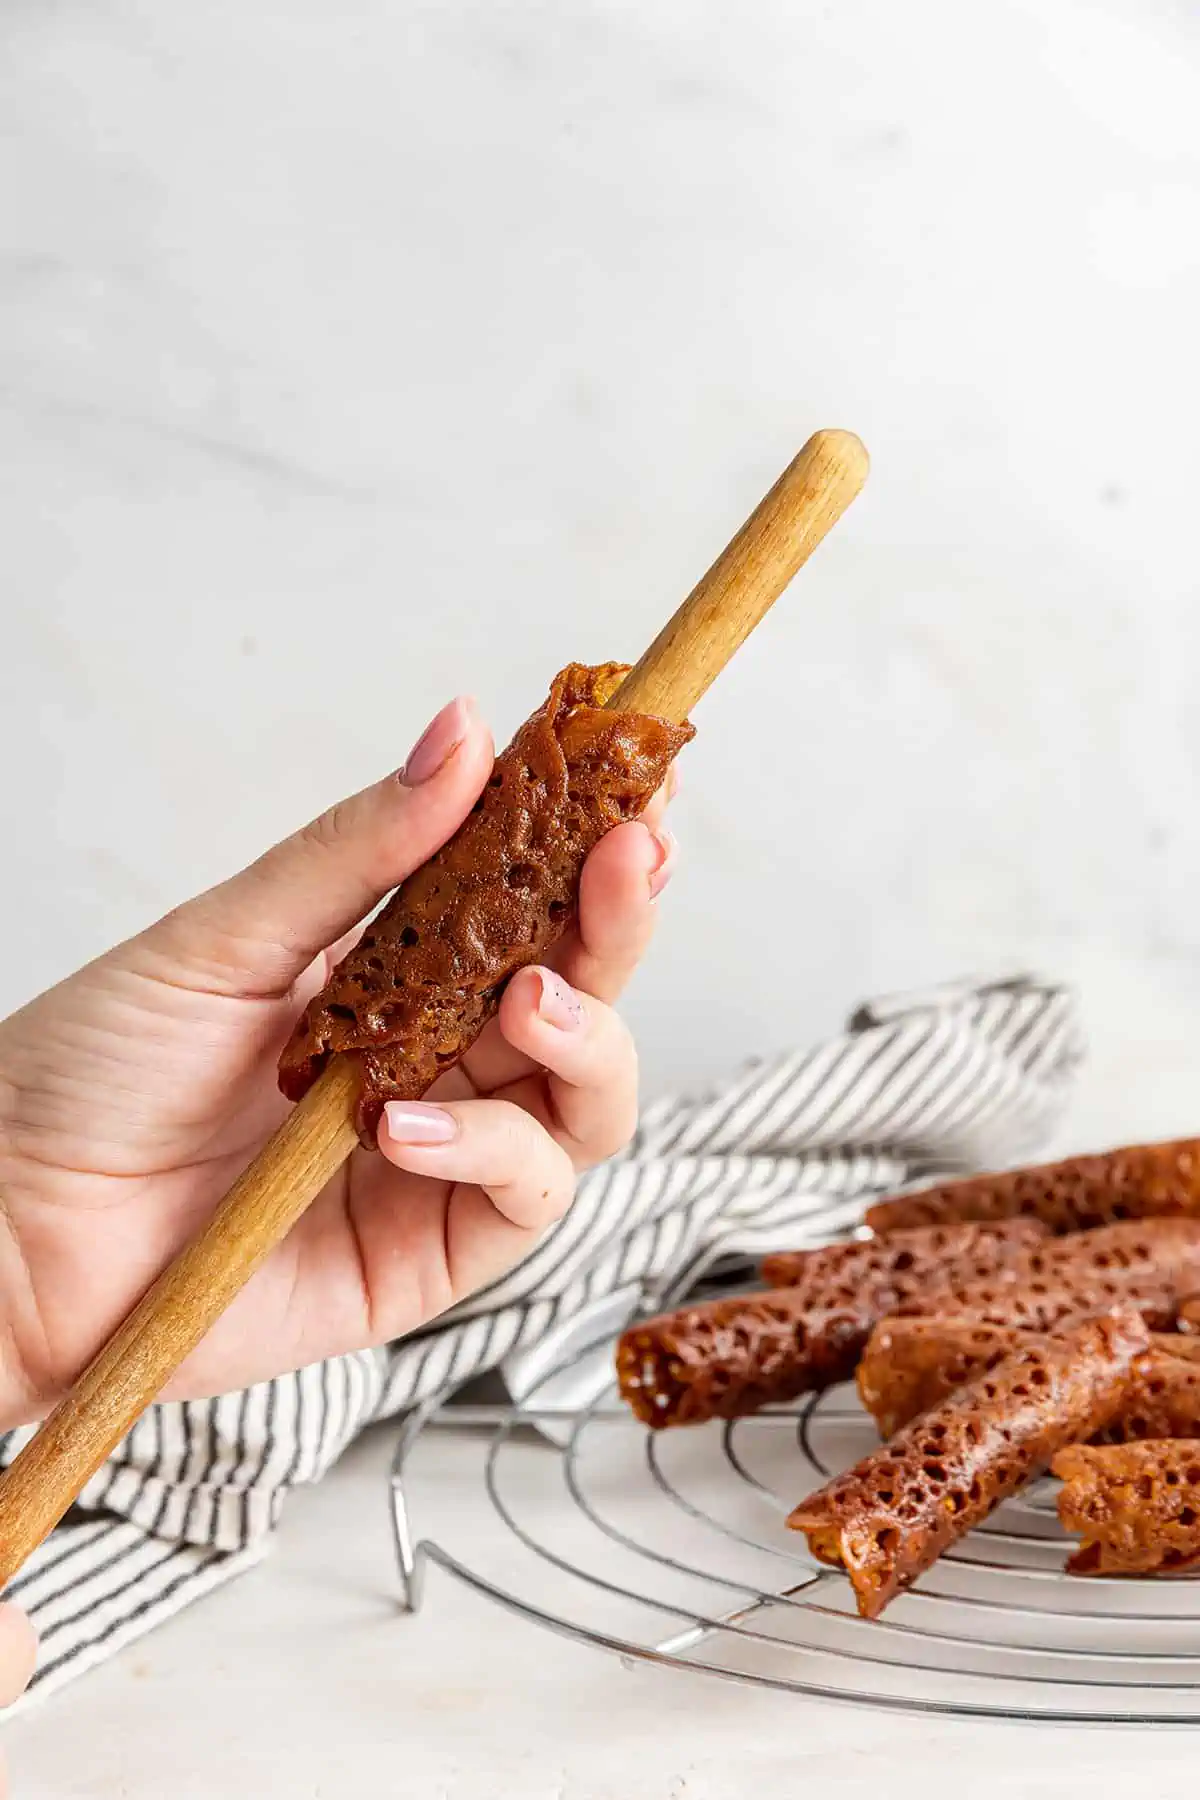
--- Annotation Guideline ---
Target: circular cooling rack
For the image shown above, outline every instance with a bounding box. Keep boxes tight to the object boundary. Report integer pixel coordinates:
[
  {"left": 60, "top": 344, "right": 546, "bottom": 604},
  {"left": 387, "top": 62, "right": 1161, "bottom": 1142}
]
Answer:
[{"left": 387, "top": 1319, "right": 1200, "bottom": 1724}]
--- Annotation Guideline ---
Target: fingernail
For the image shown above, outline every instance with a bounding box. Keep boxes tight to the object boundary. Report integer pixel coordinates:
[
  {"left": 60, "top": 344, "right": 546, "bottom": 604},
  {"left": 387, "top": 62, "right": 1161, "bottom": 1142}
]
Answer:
[
  {"left": 648, "top": 827, "right": 677, "bottom": 900},
  {"left": 666, "top": 761, "right": 682, "bottom": 802},
  {"left": 401, "top": 697, "right": 474, "bottom": 786},
  {"left": 383, "top": 1101, "right": 459, "bottom": 1145},
  {"left": 534, "top": 967, "right": 586, "bottom": 1031}
]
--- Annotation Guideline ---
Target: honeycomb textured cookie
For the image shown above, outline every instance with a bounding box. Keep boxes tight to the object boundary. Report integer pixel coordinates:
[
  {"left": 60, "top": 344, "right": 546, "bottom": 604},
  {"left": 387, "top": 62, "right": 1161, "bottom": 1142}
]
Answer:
[
  {"left": 1177, "top": 1296, "right": 1200, "bottom": 1334},
  {"left": 896, "top": 1220, "right": 1200, "bottom": 1335},
  {"left": 1025, "top": 1219, "right": 1200, "bottom": 1283},
  {"left": 1054, "top": 1441, "right": 1200, "bottom": 1574},
  {"left": 760, "top": 1220, "right": 1045, "bottom": 1293},
  {"left": 617, "top": 1223, "right": 1047, "bottom": 1430},
  {"left": 1094, "top": 1349, "right": 1200, "bottom": 1444},
  {"left": 896, "top": 1271, "right": 1179, "bottom": 1333},
  {"left": 279, "top": 664, "right": 693, "bottom": 1142},
  {"left": 787, "top": 1311, "right": 1148, "bottom": 1617},
  {"left": 864, "top": 1139, "right": 1200, "bottom": 1236},
  {"left": 616, "top": 1292, "right": 868, "bottom": 1428},
  {"left": 857, "top": 1318, "right": 1029, "bottom": 1438},
  {"left": 858, "top": 1315, "right": 1200, "bottom": 1441}
]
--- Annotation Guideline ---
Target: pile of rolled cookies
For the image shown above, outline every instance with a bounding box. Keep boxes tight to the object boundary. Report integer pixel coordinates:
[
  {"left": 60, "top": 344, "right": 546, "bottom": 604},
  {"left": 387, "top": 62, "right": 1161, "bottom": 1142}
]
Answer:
[{"left": 614, "top": 1137, "right": 1200, "bottom": 1614}]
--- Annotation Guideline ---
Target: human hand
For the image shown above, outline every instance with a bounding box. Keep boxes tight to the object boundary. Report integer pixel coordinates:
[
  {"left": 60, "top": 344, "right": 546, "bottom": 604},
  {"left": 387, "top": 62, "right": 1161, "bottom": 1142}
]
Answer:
[
  {"left": 0, "top": 1603, "right": 36, "bottom": 1790},
  {"left": 0, "top": 697, "right": 676, "bottom": 1429}
]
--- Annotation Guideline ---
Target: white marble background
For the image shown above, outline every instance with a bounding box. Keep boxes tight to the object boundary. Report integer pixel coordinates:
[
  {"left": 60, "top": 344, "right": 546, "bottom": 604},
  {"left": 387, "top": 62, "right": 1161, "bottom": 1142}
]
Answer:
[
  {"left": 4, "top": 5, "right": 1200, "bottom": 1793},
  {"left": 3, "top": 0, "right": 1200, "bottom": 1143}
]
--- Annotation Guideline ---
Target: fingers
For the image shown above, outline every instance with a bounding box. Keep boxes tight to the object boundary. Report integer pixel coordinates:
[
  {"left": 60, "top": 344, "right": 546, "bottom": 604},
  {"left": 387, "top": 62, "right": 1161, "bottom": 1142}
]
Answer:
[
  {"left": 458, "top": 815, "right": 675, "bottom": 1096},
  {"left": 379, "top": 1097, "right": 576, "bottom": 1230},
  {"left": 136, "top": 699, "right": 495, "bottom": 998},
  {"left": 368, "top": 977, "right": 636, "bottom": 1309},
  {"left": 378, "top": 1098, "right": 577, "bottom": 1305},
  {"left": 558, "top": 818, "right": 676, "bottom": 1005},
  {"left": 0, "top": 1604, "right": 36, "bottom": 1707},
  {"left": 496, "top": 967, "right": 639, "bottom": 1165}
]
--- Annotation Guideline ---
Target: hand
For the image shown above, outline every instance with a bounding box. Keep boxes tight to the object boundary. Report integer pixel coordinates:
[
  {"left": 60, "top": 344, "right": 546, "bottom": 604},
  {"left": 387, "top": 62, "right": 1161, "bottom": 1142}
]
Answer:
[
  {"left": 0, "top": 1603, "right": 36, "bottom": 1787},
  {"left": 0, "top": 697, "right": 677, "bottom": 1429}
]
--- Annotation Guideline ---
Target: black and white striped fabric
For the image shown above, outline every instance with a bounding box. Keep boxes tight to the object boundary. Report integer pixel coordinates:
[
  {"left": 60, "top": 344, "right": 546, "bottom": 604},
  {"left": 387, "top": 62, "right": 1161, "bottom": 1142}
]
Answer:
[{"left": 1, "top": 973, "right": 1082, "bottom": 1707}]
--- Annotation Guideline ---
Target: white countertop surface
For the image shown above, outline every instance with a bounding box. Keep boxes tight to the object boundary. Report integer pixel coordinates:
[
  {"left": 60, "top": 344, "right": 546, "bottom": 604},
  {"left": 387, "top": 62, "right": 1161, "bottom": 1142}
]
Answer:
[
  {"left": 5, "top": 0, "right": 1200, "bottom": 1790},
  {"left": 12, "top": 1395, "right": 1200, "bottom": 1800}
]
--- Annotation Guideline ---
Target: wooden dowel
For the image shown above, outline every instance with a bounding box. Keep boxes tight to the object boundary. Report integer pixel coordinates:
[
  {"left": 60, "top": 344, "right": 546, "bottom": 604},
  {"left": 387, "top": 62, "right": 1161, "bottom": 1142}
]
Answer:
[
  {"left": 611, "top": 429, "right": 868, "bottom": 718},
  {"left": 0, "top": 428, "right": 867, "bottom": 1586}
]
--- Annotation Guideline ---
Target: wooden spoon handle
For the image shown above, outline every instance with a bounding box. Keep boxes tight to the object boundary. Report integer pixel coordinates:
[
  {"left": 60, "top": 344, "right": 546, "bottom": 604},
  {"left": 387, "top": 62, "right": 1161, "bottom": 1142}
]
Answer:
[{"left": 0, "top": 428, "right": 867, "bottom": 1585}]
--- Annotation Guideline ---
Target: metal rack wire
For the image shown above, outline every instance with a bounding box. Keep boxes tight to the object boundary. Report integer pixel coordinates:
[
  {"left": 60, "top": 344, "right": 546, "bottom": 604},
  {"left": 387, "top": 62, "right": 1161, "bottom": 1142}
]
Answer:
[{"left": 387, "top": 1321, "right": 1200, "bottom": 1723}]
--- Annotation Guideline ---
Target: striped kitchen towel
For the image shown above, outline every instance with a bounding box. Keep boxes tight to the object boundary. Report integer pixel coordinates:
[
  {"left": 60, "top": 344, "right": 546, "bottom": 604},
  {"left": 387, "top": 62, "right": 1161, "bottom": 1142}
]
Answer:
[{"left": 1, "top": 973, "right": 1082, "bottom": 1706}]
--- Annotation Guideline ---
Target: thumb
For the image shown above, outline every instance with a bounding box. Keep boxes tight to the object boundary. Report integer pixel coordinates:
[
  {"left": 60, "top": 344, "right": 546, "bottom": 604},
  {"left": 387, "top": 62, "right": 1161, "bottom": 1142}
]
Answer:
[{"left": 137, "top": 697, "right": 493, "bottom": 997}]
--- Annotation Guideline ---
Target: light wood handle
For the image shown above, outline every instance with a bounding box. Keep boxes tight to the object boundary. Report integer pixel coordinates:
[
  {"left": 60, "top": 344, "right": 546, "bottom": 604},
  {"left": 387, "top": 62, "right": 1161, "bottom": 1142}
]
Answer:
[
  {"left": 610, "top": 429, "right": 868, "bottom": 718},
  {"left": 0, "top": 428, "right": 867, "bottom": 1584}
]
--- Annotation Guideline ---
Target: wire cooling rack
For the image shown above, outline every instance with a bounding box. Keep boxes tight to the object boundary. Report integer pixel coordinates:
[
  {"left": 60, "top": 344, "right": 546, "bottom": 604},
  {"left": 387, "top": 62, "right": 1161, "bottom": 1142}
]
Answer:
[{"left": 387, "top": 1305, "right": 1200, "bottom": 1725}]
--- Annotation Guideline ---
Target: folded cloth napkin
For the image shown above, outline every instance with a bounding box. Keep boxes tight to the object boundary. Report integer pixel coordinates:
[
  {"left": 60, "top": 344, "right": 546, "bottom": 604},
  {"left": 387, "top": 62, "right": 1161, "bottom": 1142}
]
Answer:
[{"left": 1, "top": 973, "right": 1081, "bottom": 1706}]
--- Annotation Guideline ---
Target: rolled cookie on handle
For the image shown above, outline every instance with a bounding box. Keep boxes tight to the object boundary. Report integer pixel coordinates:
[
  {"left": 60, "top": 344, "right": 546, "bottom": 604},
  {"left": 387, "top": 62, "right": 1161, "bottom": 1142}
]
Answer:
[
  {"left": 0, "top": 429, "right": 871, "bottom": 1588},
  {"left": 279, "top": 663, "right": 692, "bottom": 1143}
]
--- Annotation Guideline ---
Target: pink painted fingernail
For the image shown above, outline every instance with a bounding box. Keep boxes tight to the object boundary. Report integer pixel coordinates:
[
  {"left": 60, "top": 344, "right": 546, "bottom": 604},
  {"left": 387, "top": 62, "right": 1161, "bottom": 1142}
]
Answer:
[
  {"left": 535, "top": 967, "right": 586, "bottom": 1031},
  {"left": 383, "top": 1101, "right": 459, "bottom": 1144},
  {"left": 401, "top": 697, "right": 474, "bottom": 786},
  {"left": 648, "top": 827, "right": 677, "bottom": 900}
]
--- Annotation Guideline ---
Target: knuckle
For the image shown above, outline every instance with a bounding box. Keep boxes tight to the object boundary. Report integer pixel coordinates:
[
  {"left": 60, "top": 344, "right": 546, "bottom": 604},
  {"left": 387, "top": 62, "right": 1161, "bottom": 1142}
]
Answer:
[
  {"left": 493, "top": 1101, "right": 537, "bottom": 1162},
  {"left": 500, "top": 1106, "right": 574, "bottom": 1223},
  {"left": 300, "top": 797, "right": 359, "bottom": 856},
  {"left": 541, "top": 1144, "right": 577, "bottom": 1222}
]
